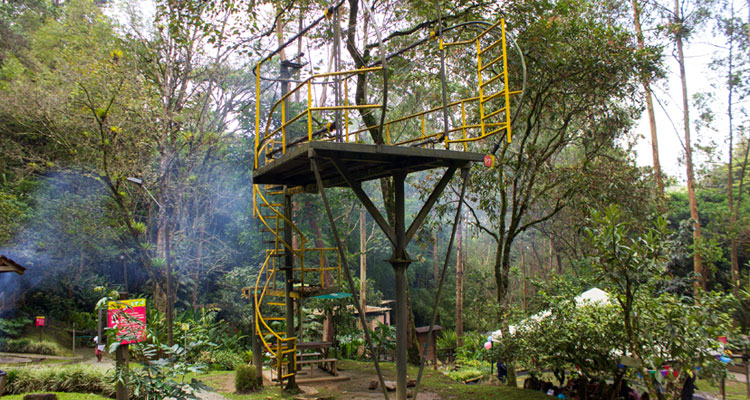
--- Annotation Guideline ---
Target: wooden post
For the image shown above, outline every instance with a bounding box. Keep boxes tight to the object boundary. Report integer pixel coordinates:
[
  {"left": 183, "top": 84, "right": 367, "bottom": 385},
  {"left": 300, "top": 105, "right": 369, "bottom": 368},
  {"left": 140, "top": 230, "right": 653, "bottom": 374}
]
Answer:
[
  {"left": 115, "top": 293, "right": 130, "bottom": 400},
  {"left": 72, "top": 323, "right": 76, "bottom": 354},
  {"left": 116, "top": 344, "right": 130, "bottom": 400},
  {"left": 251, "top": 300, "right": 263, "bottom": 387}
]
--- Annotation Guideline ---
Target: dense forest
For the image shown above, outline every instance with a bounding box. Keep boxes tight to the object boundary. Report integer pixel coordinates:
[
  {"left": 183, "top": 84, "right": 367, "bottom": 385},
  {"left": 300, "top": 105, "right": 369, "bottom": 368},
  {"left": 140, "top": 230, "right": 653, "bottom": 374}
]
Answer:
[{"left": 1, "top": 0, "right": 750, "bottom": 397}]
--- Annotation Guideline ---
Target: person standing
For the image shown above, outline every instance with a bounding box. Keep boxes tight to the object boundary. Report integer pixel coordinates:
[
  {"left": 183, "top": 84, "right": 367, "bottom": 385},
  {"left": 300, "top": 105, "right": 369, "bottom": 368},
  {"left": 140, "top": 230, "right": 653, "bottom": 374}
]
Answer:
[{"left": 93, "top": 336, "right": 103, "bottom": 362}]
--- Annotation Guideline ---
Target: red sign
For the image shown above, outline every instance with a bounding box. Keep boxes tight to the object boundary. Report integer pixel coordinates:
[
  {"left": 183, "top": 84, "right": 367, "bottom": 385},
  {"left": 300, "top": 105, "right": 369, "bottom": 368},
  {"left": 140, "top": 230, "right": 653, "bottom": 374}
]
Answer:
[
  {"left": 484, "top": 154, "right": 495, "bottom": 168},
  {"left": 35, "top": 316, "right": 45, "bottom": 327},
  {"left": 107, "top": 299, "right": 147, "bottom": 344},
  {"left": 718, "top": 336, "right": 728, "bottom": 344}
]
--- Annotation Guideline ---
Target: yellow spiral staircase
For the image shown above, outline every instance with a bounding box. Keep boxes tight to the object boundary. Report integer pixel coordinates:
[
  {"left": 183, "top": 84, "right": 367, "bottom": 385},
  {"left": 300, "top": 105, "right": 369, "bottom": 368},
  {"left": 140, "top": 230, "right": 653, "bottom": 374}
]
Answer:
[{"left": 244, "top": 183, "right": 341, "bottom": 382}]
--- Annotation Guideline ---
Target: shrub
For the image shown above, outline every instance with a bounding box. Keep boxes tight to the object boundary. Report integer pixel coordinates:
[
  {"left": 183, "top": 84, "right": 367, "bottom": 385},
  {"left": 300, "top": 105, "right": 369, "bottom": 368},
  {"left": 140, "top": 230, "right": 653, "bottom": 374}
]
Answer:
[
  {"left": 4, "top": 338, "right": 61, "bottom": 355},
  {"left": 0, "top": 317, "right": 31, "bottom": 338},
  {"left": 197, "top": 349, "right": 244, "bottom": 371},
  {"left": 242, "top": 350, "right": 253, "bottom": 363},
  {"left": 4, "top": 364, "right": 115, "bottom": 396},
  {"left": 445, "top": 367, "right": 484, "bottom": 382},
  {"left": 234, "top": 364, "right": 260, "bottom": 393}
]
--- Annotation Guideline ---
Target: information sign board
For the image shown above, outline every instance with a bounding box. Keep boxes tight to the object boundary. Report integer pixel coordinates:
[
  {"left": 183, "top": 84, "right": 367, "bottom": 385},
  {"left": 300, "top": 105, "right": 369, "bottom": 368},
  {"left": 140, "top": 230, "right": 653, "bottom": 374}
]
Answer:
[{"left": 107, "top": 299, "right": 146, "bottom": 344}]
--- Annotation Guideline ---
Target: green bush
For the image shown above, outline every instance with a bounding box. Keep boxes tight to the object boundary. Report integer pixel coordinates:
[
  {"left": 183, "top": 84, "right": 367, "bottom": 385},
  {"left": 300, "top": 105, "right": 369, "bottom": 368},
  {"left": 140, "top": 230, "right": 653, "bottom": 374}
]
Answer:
[
  {"left": 234, "top": 364, "right": 260, "bottom": 393},
  {"left": 4, "top": 338, "right": 61, "bottom": 355},
  {"left": 3, "top": 364, "right": 115, "bottom": 396},
  {"left": 0, "top": 317, "right": 31, "bottom": 337},
  {"left": 197, "top": 349, "right": 244, "bottom": 370},
  {"left": 445, "top": 368, "right": 484, "bottom": 382}
]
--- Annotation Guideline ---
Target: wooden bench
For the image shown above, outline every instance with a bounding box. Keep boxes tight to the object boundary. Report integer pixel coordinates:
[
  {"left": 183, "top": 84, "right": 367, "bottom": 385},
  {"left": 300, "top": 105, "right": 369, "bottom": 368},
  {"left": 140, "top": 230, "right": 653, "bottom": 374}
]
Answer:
[{"left": 296, "top": 357, "right": 338, "bottom": 376}]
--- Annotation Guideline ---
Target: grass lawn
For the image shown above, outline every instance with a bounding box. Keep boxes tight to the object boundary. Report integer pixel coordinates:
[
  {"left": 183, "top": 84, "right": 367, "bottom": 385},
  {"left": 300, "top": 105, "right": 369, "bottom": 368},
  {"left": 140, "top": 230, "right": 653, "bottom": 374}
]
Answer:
[
  {"left": 188, "top": 359, "right": 548, "bottom": 398},
  {"left": 1, "top": 393, "right": 109, "bottom": 400},
  {"left": 193, "top": 360, "right": 550, "bottom": 399},
  {"left": 695, "top": 377, "right": 750, "bottom": 400}
]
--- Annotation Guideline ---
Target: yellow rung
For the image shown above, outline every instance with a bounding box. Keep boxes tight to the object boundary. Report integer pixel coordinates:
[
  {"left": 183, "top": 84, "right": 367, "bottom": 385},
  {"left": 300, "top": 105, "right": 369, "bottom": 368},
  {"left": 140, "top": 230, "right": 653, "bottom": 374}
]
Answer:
[
  {"left": 480, "top": 73, "right": 504, "bottom": 88},
  {"left": 268, "top": 302, "right": 286, "bottom": 306},
  {"left": 481, "top": 91, "right": 505, "bottom": 104},
  {"left": 483, "top": 107, "right": 506, "bottom": 120},
  {"left": 480, "top": 54, "right": 504, "bottom": 73},
  {"left": 478, "top": 38, "right": 504, "bottom": 56}
]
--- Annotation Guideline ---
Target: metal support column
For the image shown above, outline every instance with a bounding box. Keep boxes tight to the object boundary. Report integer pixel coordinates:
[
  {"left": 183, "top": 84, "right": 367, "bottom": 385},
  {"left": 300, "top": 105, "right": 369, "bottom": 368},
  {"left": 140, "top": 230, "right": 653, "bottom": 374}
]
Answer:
[
  {"left": 280, "top": 60, "right": 298, "bottom": 390},
  {"left": 283, "top": 193, "right": 297, "bottom": 390},
  {"left": 390, "top": 173, "right": 410, "bottom": 400}
]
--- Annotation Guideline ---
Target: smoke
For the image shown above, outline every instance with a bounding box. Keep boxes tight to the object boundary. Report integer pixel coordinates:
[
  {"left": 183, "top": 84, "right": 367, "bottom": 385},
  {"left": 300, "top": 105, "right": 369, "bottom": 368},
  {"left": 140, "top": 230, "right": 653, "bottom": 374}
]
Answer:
[{"left": 0, "top": 169, "right": 114, "bottom": 317}]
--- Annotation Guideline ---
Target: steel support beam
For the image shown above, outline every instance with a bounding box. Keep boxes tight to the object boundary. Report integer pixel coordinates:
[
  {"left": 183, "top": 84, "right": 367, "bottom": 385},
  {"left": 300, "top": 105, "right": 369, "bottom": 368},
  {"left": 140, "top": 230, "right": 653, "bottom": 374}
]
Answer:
[
  {"left": 319, "top": 154, "right": 467, "bottom": 400},
  {"left": 330, "top": 158, "right": 397, "bottom": 246},
  {"left": 310, "top": 157, "right": 390, "bottom": 399},
  {"left": 405, "top": 165, "right": 457, "bottom": 243}
]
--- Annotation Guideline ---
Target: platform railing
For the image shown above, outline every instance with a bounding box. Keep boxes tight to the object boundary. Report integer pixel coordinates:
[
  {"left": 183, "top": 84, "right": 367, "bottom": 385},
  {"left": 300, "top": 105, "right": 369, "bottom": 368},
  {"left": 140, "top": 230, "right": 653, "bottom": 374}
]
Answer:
[{"left": 253, "top": 19, "right": 517, "bottom": 170}]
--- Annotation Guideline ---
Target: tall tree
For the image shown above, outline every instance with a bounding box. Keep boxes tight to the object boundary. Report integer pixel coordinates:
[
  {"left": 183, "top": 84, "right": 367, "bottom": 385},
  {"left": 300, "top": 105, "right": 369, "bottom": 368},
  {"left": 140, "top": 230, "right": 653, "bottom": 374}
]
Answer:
[
  {"left": 463, "top": 0, "right": 657, "bottom": 385},
  {"left": 631, "top": 0, "right": 665, "bottom": 197},
  {"left": 667, "top": 0, "right": 713, "bottom": 293}
]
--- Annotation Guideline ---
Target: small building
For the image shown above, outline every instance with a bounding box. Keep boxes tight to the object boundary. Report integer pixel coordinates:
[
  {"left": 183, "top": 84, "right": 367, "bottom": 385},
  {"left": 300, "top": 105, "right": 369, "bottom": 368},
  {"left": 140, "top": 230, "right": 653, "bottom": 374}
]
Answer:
[
  {"left": 352, "top": 305, "right": 392, "bottom": 329},
  {"left": 415, "top": 325, "right": 442, "bottom": 367}
]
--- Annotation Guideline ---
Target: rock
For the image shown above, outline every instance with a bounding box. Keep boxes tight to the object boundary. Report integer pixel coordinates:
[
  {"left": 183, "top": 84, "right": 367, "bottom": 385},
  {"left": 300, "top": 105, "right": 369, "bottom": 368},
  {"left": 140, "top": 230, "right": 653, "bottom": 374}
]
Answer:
[
  {"left": 407, "top": 379, "right": 416, "bottom": 387},
  {"left": 368, "top": 380, "right": 379, "bottom": 390},
  {"left": 23, "top": 395, "right": 57, "bottom": 400},
  {"left": 384, "top": 380, "right": 397, "bottom": 391}
]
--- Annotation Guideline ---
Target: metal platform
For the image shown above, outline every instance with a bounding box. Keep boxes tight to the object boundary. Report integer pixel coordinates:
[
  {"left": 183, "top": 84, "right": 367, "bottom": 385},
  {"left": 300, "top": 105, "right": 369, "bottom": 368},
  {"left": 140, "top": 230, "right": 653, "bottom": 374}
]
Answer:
[{"left": 253, "top": 141, "right": 484, "bottom": 188}]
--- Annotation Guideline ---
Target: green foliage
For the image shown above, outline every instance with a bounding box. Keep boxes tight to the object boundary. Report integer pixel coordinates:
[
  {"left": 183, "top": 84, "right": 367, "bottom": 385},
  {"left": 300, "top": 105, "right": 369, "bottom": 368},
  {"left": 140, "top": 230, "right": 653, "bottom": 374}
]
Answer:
[
  {"left": 198, "top": 349, "right": 244, "bottom": 371},
  {"left": 445, "top": 367, "right": 484, "bottom": 382},
  {"left": 112, "top": 334, "right": 207, "bottom": 400},
  {"left": 234, "top": 364, "right": 260, "bottom": 393},
  {"left": 517, "top": 301, "right": 624, "bottom": 380},
  {"left": 456, "top": 331, "right": 486, "bottom": 362},
  {"left": 3, "top": 364, "right": 114, "bottom": 396},
  {"left": 436, "top": 329, "right": 457, "bottom": 352},
  {"left": 336, "top": 333, "right": 365, "bottom": 360},
  {"left": 580, "top": 205, "right": 735, "bottom": 396},
  {"left": 0, "top": 317, "right": 31, "bottom": 338},
  {"left": 370, "top": 322, "right": 395, "bottom": 359},
  {"left": 2, "top": 338, "right": 61, "bottom": 355}
]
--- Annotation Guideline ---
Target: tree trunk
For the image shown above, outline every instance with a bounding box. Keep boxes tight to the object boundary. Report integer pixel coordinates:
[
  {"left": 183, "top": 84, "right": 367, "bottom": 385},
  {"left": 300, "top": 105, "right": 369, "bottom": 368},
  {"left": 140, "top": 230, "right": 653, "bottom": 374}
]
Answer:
[
  {"left": 360, "top": 206, "right": 367, "bottom": 326},
  {"left": 521, "top": 247, "right": 527, "bottom": 313},
  {"left": 433, "top": 230, "right": 439, "bottom": 286},
  {"left": 673, "top": 0, "right": 704, "bottom": 293},
  {"left": 631, "top": 0, "right": 664, "bottom": 197},
  {"left": 726, "top": 1, "right": 740, "bottom": 296},
  {"left": 456, "top": 218, "right": 464, "bottom": 348}
]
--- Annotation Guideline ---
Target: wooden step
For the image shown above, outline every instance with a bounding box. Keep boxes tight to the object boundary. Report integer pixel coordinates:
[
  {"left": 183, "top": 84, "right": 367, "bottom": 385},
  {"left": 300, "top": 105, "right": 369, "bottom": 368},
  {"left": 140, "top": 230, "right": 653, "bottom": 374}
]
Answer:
[{"left": 296, "top": 358, "right": 337, "bottom": 365}]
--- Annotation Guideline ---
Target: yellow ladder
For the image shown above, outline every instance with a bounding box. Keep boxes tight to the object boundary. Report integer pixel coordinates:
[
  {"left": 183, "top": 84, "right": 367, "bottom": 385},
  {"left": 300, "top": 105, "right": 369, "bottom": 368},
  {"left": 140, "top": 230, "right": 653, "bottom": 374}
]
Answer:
[{"left": 476, "top": 19, "right": 517, "bottom": 144}]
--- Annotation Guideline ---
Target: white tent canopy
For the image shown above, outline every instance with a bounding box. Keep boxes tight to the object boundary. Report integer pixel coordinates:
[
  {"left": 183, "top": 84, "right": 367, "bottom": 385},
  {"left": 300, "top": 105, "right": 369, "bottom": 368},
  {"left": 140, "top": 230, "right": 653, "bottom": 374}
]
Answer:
[{"left": 490, "top": 287, "right": 610, "bottom": 342}]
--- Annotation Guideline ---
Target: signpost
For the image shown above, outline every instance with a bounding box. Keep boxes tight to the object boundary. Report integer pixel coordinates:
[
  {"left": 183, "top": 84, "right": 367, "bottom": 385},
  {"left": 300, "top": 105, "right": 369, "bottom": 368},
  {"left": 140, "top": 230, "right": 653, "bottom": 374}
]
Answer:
[
  {"left": 107, "top": 299, "right": 146, "bottom": 344},
  {"left": 35, "top": 316, "right": 45, "bottom": 342},
  {"left": 107, "top": 297, "right": 146, "bottom": 400}
]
